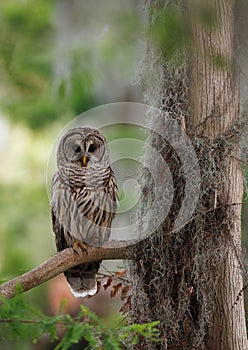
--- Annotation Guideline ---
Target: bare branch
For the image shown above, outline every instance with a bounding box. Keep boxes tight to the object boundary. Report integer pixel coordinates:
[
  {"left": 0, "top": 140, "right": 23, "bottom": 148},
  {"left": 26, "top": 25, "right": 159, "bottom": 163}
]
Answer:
[{"left": 0, "top": 241, "right": 136, "bottom": 299}]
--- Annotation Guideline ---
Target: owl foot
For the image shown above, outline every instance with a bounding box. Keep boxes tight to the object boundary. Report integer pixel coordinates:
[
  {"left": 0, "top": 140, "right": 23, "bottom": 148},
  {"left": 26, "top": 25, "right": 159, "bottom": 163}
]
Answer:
[{"left": 73, "top": 241, "right": 88, "bottom": 256}]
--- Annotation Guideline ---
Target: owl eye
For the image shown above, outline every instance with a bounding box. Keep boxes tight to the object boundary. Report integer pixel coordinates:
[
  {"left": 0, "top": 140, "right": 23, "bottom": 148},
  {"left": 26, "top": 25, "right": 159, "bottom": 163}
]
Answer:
[
  {"left": 88, "top": 144, "right": 96, "bottom": 153},
  {"left": 72, "top": 144, "right": 81, "bottom": 153}
]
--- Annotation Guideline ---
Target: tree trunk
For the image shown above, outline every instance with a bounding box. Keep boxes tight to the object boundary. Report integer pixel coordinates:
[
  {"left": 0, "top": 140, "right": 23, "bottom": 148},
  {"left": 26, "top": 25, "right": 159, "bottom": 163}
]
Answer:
[
  {"left": 129, "top": 0, "right": 247, "bottom": 349},
  {"left": 189, "top": 1, "right": 247, "bottom": 348}
]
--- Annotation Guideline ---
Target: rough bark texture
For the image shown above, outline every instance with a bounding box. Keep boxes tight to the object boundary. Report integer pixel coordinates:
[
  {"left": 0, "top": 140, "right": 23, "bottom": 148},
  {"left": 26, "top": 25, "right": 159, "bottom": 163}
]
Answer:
[
  {"left": 207, "top": 157, "right": 246, "bottom": 350},
  {"left": 189, "top": 0, "right": 239, "bottom": 137},
  {"left": 190, "top": 1, "right": 247, "bottom": 349},
  {"left": 129, "top": 0, "right": 247, "bottom": 349}
]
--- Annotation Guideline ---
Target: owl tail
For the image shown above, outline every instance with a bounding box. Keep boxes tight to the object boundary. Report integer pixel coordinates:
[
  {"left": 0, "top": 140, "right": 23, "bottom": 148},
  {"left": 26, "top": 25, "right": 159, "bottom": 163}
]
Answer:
[{"left": 64, "top": 261, "right": 101, "bottom": 298}]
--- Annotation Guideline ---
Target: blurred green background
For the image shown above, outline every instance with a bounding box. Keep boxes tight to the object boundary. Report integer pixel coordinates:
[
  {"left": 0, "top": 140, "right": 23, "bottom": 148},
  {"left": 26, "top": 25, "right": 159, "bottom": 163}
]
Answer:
[
  {"left": 0, "top": 0, "right": 247, "bottom": 349},
  {"left": 0, "top": 0, "right": 143, "bottom": 272},
  {"left": 0, "top": 1, "right": 143, "bottom": 348}
]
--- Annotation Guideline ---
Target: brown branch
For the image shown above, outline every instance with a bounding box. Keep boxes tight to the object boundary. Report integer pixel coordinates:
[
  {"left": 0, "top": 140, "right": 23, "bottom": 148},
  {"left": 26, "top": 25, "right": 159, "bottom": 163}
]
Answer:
[{"left": 0, "top": 240, "right": 136, "bottom": 299}]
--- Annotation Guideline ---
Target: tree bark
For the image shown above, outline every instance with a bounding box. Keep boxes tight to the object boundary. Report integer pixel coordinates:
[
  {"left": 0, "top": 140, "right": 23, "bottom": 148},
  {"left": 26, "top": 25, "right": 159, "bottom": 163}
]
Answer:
[
  {"left": 189, "top": 1, "right": 247, "bottom": 348},
  {"left": 0, "top": 241, "right": 133, "bottom": 299},
  {"left": 129, "top": 0, "right": 247, "bottom": 349}
]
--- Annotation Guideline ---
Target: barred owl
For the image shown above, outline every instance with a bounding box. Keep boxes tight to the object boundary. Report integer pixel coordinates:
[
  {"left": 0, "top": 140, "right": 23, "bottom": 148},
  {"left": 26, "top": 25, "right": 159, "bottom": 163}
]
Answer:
[{"left": 51, "top": 127, "right": 118, "bottom": 297}]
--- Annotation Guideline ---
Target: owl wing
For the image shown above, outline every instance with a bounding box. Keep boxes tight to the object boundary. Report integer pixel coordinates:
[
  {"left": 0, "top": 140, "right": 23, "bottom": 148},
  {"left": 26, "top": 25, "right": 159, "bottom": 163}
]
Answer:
[
  {"left": 51, "top": 208, "right": 67, "bottom": 252},
  {"left": 51, "top": 173, "right": 88, "bottom": 246}
]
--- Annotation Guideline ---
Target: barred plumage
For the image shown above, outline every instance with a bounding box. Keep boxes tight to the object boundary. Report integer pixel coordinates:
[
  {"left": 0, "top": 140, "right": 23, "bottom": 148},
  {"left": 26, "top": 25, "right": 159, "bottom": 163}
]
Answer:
[{"left": 51, "top": 128, "right": 118, "bottom": 297}]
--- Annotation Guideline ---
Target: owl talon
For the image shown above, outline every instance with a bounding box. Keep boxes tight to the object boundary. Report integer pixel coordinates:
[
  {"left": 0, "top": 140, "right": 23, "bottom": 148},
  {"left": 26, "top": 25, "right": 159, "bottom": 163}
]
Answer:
[{"left": 73, "top": 241, "right": 88, "bottom": 256}]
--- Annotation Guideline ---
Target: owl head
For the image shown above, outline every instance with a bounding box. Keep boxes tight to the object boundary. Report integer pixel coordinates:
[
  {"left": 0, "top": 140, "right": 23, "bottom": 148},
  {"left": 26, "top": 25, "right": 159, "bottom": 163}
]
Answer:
[{"left": 57, "top": 127, "right": 109, "bottom": 171}]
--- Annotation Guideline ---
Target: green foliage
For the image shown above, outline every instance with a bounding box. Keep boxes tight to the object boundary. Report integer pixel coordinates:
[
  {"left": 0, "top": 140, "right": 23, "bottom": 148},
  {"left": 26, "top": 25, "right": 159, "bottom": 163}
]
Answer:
[
  {"left": 0, "top": 1, "right": 145, "bottom": 130},
  {"left": 119, "top": 321, "right": 160, "bottom": 346},
  {"left": 0, "top": 0, "right": 96, "bottom": 129},
  {"left": 0, "top": 294, "right": 160, "bottom": 349},
  {"left": 0, "top": 0, "right": 56, "bottom": 128}
]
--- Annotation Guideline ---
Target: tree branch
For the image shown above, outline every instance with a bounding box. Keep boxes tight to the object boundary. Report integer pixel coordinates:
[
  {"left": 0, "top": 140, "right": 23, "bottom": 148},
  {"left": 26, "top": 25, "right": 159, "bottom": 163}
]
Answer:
[{"left": 0, "top": 241, "right": 136, "bottom": 299}]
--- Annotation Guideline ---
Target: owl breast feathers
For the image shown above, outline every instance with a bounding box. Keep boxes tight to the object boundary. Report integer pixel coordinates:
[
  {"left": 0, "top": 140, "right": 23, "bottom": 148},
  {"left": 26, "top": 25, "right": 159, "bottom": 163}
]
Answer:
[{"left": 51, "top": 127, "right": 118, "bottom": 297}]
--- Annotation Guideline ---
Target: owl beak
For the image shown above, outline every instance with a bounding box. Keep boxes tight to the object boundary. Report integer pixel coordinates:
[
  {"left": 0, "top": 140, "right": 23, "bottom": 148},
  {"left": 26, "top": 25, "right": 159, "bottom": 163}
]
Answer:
[{"left": 82, "top": 155, "right": 88, "bottom": 166}]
